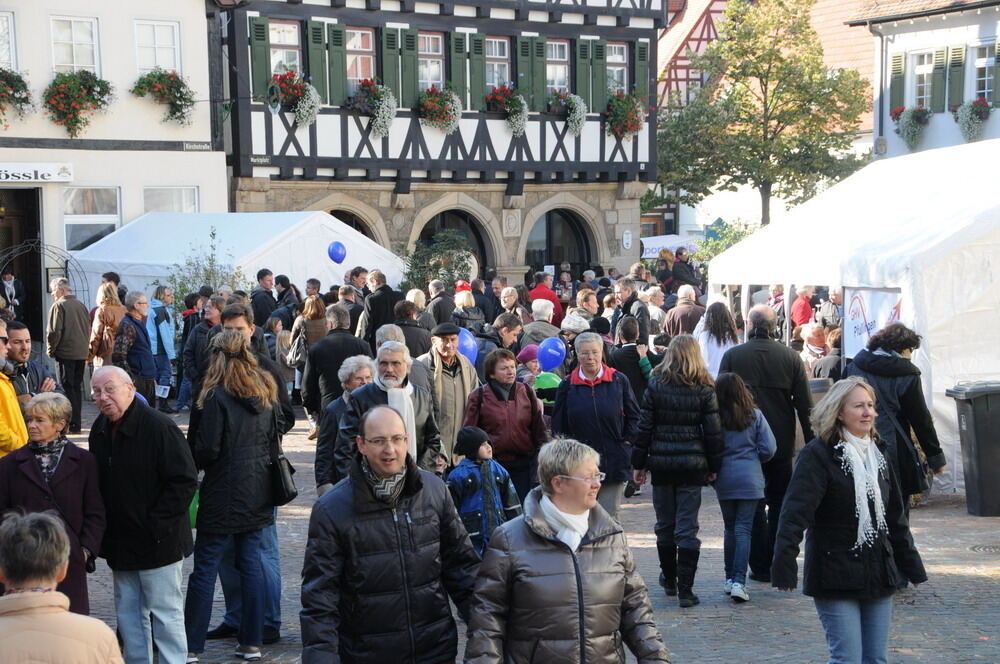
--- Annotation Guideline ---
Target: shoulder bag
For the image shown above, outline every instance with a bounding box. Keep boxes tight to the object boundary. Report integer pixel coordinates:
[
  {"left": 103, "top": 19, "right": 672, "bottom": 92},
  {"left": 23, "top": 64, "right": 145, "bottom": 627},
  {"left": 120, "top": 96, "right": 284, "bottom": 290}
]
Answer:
[{"left": 268, "top": 407, "right": 298, "bottom": 505}]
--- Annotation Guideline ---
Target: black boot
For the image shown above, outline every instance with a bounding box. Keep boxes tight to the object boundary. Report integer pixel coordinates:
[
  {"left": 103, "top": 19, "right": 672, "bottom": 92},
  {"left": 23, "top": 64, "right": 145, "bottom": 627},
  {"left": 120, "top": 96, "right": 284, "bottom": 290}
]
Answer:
[
  {"left": 677, "top": 547, "right": 701, "bottom": 608},
  {"left": 657, "top": 544, "right": 677, "bottom": 596},
  {"left": 158, "top": 397, "right": 177, "bottom": 414}
]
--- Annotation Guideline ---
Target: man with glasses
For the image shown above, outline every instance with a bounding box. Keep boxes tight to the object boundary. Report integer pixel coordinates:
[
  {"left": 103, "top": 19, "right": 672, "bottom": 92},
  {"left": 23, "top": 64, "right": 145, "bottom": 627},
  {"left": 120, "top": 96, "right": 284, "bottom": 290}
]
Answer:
[
  {"left": 112, "top": 290, "right": 158, "bottom": 405},
  {"left": 0, "top": 320, "right": 27, "bottom": 457},
  {"left": 301, "top": 405, "right": 478, "bottom": 664},
  {"left": 46, "top": 277, "right": 90, "bottom": 433}
]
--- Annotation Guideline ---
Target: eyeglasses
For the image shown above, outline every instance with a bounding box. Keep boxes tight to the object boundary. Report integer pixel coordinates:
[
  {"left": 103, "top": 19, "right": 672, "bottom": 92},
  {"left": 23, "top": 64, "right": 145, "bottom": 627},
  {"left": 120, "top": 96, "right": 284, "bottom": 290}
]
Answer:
[
  {"left": 363, "top": 435, "right": 408, "bottom": 447},
  {"left": 91, "top": 384, "right": 122, "bottom": 399},
  {"left": 0, "top": 336, "right": 7, "bottom": 344},
  {"left": 557, "top": 472, "right": 606, "bottom": 485}
]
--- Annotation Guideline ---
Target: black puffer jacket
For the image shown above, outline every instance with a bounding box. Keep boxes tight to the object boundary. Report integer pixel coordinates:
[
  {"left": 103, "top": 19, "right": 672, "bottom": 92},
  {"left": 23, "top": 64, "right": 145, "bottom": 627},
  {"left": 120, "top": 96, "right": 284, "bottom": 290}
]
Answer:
[
  {"left": 451, "top": 306, "right": 486, "bottom": 333},
  {"left": 772, "top": 438, "right": 926, "bottom": 599},
  {"left": 193, "top": 387, "right": 278, "bottom": 534},
  {"left": 632, "top": 377, "right": 723, "bottom": 486},
  {"left": 300, "top": 455, "right": 480, "bottom": 664}
]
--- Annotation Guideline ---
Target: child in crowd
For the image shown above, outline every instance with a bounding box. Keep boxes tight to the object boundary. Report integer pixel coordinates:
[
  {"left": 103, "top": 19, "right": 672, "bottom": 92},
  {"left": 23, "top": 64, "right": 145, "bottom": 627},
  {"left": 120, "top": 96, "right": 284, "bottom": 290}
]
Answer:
[
  {"left": 263, "top": 317, "right": 282, "bottom": 361},
  {"left": 446, "top": 426, "right": 522, "bottom": 557},
  {"left": 515, "top": 345, "right": 540, "bottom": 386},
  {"left": 713, "top": 372, "right": 776, "bottom": 603},
  {"left": 275, "top": 329, "right": 295, "bottom": 396}
]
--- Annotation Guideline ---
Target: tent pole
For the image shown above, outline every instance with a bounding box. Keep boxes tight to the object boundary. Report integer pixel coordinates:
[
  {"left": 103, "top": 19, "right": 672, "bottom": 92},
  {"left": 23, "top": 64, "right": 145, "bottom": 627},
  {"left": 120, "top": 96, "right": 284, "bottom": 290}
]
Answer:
[
  {"left": 784, "top": 282, "right": 793, "bottom": 346},
  {"left": 741, "top": 282, "right": 751, "bottom": 342}
]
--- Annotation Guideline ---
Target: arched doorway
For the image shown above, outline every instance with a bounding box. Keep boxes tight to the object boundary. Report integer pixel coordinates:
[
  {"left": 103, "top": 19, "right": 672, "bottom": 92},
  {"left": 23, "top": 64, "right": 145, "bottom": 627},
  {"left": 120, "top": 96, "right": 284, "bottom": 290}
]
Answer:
[
  {"left": 329, "top": 209, "right": 375, "bottom": 240},
  {"left": 524, "top": 208, "right": 594, "bottom": 282},
  {"left": 418, "top": 209, "right": 491, "bottom": 278}
]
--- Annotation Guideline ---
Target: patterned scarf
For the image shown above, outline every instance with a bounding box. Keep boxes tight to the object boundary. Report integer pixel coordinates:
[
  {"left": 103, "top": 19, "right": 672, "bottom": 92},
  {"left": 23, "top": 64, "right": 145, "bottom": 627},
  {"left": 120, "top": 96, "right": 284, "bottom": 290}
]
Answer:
[
  {"left": 28, "top": 436, "right": 69, "bottom": 482},
  {"left": 361, "top": 456, "right": 408, "bottom": 505},
  {"left": 835, "top": 431, "right": 888, "bottom": 549}
]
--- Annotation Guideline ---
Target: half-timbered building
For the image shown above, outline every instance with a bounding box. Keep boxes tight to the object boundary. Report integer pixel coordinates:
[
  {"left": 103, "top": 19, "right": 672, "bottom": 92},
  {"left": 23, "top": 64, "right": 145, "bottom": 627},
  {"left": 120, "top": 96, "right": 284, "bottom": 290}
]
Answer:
[{"left": 215, "top": 0, "right": 663, "bottom": 283}]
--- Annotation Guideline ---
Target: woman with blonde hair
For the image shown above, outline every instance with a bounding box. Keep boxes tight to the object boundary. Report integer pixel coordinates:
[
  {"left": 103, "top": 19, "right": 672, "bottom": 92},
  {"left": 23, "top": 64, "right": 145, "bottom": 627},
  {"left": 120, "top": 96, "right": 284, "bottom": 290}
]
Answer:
[
  {"left": 632, "top": 334, "right": 722, "bottom": 607},
  {"left": 773, "top": 376, "right": 926, "bottom": 664},
  {"left": 88, "top": 281, "right": 126, "bottom": 368},
  {"left": 406, "top": 288, "right": 436, "bottom": 331},
  {"left": 450, "top": 289, "right": 485, "bottom": 332},
  {"left": 185, "top": 330, "right": 282, "bottom": 663}
]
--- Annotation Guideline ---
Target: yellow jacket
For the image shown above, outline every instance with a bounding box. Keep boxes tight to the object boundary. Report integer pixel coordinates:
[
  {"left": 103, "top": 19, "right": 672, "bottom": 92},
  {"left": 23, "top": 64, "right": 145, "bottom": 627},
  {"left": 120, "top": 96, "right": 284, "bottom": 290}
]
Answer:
[{"left": 0, "top": 372, "right": 27, "bottom": 457}]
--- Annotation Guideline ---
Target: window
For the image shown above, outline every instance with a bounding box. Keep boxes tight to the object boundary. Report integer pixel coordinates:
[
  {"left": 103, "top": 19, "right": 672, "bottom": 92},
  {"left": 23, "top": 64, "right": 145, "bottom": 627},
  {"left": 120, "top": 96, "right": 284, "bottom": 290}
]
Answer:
[
  {"left": 485, "top": 37, "right": 510, "bottom": 88},
  {"left": 418, "top": 32, "right": 444, "bottom": 91},
  {"left": 144, "top": 187, "right": 198, "bottom": 214},
  {"left": 135, "top": 21, "right": 179, "bottom": 74},
  {"left": 346, "top": 28, "right": 375, "bottom": 96},
  {"left": 269, "top": 20, "right": 300, "bottom": 74},
  {"left": 546, "top": 40, "right": 569, "bottom": 95},
  {"left": 0, "top": 12, "right": 15, "bottom": 69},
  {"left": 912, "top": 52, "right": 934, "bottom": 108},
  {"left": 974, "top": 45, "right": 995, "bottom": 101},
  {"left": 51, "top": 17, "right": 98, "bottom": 73},
  {"left": 63, "top": 187, "right": 119, "bottom": 251},
  {"left": 607, "top": 42, "right": 628, "bottom": 94}
]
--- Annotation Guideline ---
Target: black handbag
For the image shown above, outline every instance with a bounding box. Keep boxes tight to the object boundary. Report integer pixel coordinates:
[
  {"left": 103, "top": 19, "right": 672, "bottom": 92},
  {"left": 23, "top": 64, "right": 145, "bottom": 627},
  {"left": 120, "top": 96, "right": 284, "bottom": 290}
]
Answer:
[{"left": 268, "top": 408, "right": 298, "bottom": 506}]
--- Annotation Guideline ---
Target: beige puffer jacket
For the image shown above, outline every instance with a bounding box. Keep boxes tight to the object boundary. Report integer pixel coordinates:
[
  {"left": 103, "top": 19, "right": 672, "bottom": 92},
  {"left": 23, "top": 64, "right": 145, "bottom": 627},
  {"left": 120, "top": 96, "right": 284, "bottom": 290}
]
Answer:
[{"left": 464, "top": 487, "right": 670, "bottom": 664}]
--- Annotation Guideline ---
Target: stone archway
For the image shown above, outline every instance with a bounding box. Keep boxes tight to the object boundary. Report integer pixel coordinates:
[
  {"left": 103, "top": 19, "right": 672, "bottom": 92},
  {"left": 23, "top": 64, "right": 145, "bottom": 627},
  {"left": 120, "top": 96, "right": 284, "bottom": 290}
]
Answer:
[
  {"left": 518, "top": 192, "right": 609, "bottom": 267},
  {"left": 307, "top": 192, "right": 392, "bottom": 247},
  {"left": 408, "top": 192, "right": 509, "bottom": 268}
]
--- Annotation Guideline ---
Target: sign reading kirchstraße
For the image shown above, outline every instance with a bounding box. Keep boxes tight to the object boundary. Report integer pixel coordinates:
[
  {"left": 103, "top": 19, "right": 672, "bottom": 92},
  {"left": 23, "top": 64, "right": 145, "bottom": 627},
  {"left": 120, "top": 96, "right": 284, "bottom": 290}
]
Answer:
[{"left": 0, "top": 163, "right": 74, "bottom": 182}]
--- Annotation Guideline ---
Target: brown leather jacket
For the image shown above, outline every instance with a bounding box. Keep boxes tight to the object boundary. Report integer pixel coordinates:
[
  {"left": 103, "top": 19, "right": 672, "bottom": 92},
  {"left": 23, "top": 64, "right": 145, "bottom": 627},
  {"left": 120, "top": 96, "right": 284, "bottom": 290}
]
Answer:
[{"left": 465, "top": 487, "right": 670, "bottom": 664}]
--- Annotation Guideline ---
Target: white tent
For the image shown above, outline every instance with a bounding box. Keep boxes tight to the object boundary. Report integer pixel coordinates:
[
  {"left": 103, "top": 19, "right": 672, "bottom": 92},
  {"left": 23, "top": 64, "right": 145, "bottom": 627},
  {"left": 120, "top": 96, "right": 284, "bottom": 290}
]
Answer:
[
  {"left": 709, "top": 138, "right": 1000, "bottom": 492},
  {"left": 640, "top": 234, "right": 700, "bottom": 259},
  {"left": 74, "top": 211, "right": 406, "bottom": 297}
]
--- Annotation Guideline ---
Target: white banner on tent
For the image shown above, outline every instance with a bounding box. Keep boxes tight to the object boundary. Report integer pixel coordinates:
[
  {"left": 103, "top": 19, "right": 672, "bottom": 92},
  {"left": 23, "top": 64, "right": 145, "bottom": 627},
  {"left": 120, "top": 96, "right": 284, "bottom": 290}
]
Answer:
[{"left": 844, "top": 287, "right": 902, "bottom": 359}]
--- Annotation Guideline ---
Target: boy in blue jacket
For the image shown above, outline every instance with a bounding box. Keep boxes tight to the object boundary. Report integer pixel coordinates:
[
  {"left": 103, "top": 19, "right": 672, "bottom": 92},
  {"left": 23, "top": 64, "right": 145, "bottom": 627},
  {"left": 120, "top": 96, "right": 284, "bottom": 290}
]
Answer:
[{"left": 446, "top": 426, "right": 522, "bottom": 556}]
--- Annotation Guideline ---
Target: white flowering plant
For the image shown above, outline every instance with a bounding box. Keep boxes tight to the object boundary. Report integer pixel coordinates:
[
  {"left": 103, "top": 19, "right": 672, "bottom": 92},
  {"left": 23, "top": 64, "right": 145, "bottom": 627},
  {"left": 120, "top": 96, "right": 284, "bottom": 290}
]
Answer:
[
  {"left": 486, "top": 85, "right": 526, "bottom": 137},
  {"left": 952, "top": 98, "right": 991, "bottom": 142},
  {"left": 294, "top": 83, "right": 321, "bottom": 127},
  {"left": 345, "top": 79, "right": 398, "bottom": 138},
  {"left": 417, "top": 85, "right": 462, "bottom": 134},
  {"left": 553, "top": 90, "right": 588, "bottom": 136},
  {"left": 890, "top": 105, "right": 931, "bottom": 151}
]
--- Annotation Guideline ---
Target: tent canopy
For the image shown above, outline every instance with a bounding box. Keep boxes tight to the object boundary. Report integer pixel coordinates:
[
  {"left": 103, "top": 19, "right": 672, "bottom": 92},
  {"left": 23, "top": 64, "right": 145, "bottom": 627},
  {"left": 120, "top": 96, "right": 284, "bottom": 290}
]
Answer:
[
  {"left": 640, "top": 234, "right": 699, "bottom": 259},
  {"left": 708, "top": 138, "right": 1000, "bottom": 493},
  {"left": 74, "top": 211, "right": 405, "bottom": 298}
]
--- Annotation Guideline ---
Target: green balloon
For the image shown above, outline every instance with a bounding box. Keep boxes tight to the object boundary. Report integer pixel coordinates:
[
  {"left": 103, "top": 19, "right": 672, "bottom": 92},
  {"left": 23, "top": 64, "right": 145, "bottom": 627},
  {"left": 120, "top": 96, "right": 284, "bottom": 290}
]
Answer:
[{"left": 533, "top": 371, "right": 562, "bottom": 404}]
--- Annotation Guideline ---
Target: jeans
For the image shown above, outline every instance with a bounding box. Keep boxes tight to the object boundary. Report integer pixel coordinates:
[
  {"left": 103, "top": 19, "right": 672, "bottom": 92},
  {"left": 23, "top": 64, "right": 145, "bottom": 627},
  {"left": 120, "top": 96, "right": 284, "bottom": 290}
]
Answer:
[
  {"left": 57, "top": 358, "right": 85, "bottom": 429},
  {"left": 185, "top": 530, "right": 265, "bottom": 654},
  {"left": 750, "top": 457, "right": 793, "bottom": 577},
  {"left": 814, "top": 596, "right": 893, "bottom": 664},
  {"left": 112, "top": 560, "right": 187, "bottom": 664},
  {"left": 719, "top": 499, "right": 758, "bottom": 584},
  {"left": 652, "top": 483, "right": 702, "bottom": 550},
  {"left": 597, "top": 482, "right": 625, "bottom": 521},
  {"left": 154, "top": 353, "right": 172, "bottom": 397},
  {"left": 220, "top": 520, "right": 282, "bottom": 631},
  {"left": 175, "top": 375, "right": 193, "bottom": 409}
]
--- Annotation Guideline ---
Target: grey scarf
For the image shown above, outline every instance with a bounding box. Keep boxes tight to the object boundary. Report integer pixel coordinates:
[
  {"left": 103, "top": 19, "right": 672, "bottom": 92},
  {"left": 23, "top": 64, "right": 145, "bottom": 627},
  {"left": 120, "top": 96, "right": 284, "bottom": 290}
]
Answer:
[{"left": 361, "top": 456, "right": 408, "bottom": 505}]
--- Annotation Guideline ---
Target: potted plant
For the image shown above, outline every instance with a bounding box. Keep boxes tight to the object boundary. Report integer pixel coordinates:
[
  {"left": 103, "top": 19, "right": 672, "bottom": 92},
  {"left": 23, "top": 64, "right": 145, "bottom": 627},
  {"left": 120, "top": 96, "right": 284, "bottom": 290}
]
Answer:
[
  {"left": 345, "top": 78, "right": 398, "bottom": 138},
  {"left": 0, "top": 68, "right": 32, "bottom": 129},
  {"left": 951, "top": 97, "right": 991, "bottom": 143},
  {"left": 604, "top": 90, "right": 646, "bottom": 140},
  {"left": 890, "top": 105, "right": 932, "bottom": 151},
  {"left": 546, "top": 89, "right": 569, "bottom": 116},
  {"left": 486, "top": 85, "right": 527, "bottom": 137},
  {"left": 43, "top": 70, "right": 114, "bottom": 138},
  {"left": 416, "top": 85, "right": 462, "bottom": 135},
  {"left": 266, "top": 71, "right": 320, "bottom": 127},
  {"left": 550, "top": 89, "right": 588, "bottom": 137},
  {"left": 131, "top": 68, "right": 196, "bottom": 125}
]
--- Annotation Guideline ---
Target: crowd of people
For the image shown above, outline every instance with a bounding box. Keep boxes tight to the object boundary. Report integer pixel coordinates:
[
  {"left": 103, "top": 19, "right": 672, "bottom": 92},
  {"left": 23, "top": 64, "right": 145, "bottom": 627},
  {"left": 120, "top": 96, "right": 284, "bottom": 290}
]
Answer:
[{"left": 0, "top": 260, "right": 949, "bottom": 664}]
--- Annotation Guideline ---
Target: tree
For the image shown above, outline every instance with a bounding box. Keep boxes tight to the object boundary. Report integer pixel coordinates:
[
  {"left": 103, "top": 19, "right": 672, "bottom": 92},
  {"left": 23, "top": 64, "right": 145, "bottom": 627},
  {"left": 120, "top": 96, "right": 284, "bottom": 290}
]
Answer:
[
  {"left": 694, "top": 219, "right": 758, "bottom": 263},
  {"left": 657, "top": 0, "right": 870, "bottom": 224},
  {"left": 158, "top": 227, "right": 251, "bottom": 300},
  {"left": 399, "top": 230, "right": 473, "bottom": 293}
]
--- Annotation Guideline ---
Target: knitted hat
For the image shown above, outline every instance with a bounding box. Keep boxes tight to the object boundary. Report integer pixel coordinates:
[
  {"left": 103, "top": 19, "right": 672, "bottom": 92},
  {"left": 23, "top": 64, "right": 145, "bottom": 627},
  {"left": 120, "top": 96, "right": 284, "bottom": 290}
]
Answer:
[
  {"left": 561, "top": 313, "right": 590, "bottom": 334},
  {"left": 455, "top": 426, "right": 491, "bottom": 459},
  {"left": 516, "top": 344, "right": 539, "bottom": 363},
  {"left": 589, "top": 317, "right": 611, "bottom": 335},
  {"left": 454, "top": 280, "right": 472, "bottom": 293}
]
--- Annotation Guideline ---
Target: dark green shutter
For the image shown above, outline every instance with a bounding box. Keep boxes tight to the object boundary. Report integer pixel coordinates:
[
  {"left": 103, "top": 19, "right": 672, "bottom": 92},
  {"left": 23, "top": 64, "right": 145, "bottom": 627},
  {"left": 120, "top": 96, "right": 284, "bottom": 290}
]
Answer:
[
  {"left": 930, "top": 47, "right": 947, "bottom": 112},
  {"left": 889, "top": 53, "right": 905, "bottom": 111},
  {"left": 947, "top": 44, "right": 966, "bottom": 109},
  {"left": 307, "top": 21, "right": 328, "bottom": 103},
  {"left": 400, "top": 29, "right": 419, "bottom": 107},
  {"left": 449, "top": 33, "right": 468, "bottom": 108},
  {"left": 591, "top": 40, "right": 608, "bottom": 111},
  {"left": 531, "top": 38, "right": 547, "bottom": 111},
  {"left": 994, "top": 41, "right": 1000, "bottom": 106},
  {"left": 634, "top": 41, "right": 650, "bottom": 102},
  {"left": 515, "top": 37, "right": 533, "bottom": 103},
  {"left": 469, "top": 34, "right": 486, "bottom": 110},
  {"left": 249, "top": 16, "right": 271, "bottom": 98},
  {"left": 575, "top": 40, "right": 592, "bottom": 108},
  {"left": 327, "top": 24, "right": 347, "bottom": 105},
  {"left": 380, "top": 28, "right": 401, "bottom": 103}
]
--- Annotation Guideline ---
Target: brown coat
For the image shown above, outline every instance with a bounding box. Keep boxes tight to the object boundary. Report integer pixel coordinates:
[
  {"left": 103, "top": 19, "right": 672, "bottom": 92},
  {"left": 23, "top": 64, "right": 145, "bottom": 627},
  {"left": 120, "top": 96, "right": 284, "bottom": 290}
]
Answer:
[
  {"left": 0, "top": 592, "right": 124, "bottom": 664},
  {"left": 88, "top": 304, "right": 126, "bottom": 365},
  {"left": 46, "top": 295, "right": 91, "bottom": 361},
  {"left": 662, "top": 300, "right": 705, "bottom": 337}
]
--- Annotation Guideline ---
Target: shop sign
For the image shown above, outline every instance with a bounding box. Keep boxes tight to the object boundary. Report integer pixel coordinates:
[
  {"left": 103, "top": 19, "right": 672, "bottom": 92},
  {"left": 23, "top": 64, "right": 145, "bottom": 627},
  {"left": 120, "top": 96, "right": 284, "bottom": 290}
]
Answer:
[{"left": 0, "top": 163, "right": 74, "bottom": 182}]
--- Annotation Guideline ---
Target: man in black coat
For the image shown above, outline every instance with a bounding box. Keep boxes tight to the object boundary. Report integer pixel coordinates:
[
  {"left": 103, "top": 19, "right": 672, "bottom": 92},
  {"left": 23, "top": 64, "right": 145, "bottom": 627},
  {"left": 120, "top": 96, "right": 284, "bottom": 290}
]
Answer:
[
  {"left": 471, "top": 278, "right": 496, "bottom": 324},
  {"left": 427, "top": 279, "right": 455, "bottom": 325},
  {"left": 393, "top": 299, "right": 432, "bottom": 359},
  {"left": 250, "top": 268, "right": 277, "bottom": 329},
  {"left": 356, "top": 270, "right": 402, "bottom": 352},
  {"left": 337, "top": 285, "right": 364, "bottom": 335},
  {"left": 719, "top": 305, "right": 814, "bottom": 582},
  {"left": 610, "top": 277, "right": 651, "bottom": 343},
  {"left": 89, "top": 365, "right": 198, "bottom": 664},
  {"left": 302, "top": 303, "right": 373, "bottom": 414},
  {"left": 301, "top": 405, "right": 478, "bottom": 664}
]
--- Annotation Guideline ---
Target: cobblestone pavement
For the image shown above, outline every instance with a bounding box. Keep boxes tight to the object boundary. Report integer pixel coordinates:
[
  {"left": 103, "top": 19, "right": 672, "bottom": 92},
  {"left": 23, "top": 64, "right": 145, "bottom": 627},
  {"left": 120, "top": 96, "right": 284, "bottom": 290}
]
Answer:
[{"left": 75, "top": 402, "right": 1000, "bottom": 663}]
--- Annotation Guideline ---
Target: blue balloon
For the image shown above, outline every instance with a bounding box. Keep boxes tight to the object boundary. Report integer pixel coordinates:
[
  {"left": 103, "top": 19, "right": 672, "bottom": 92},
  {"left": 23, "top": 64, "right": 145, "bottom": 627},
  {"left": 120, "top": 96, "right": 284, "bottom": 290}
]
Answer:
[
  {"left": 327, "top": 241, "right": 347, "bottom": 264},
  {"left": 537, "top": 337, "right": 567, "bottom": 372},
  {"left": 457, "top": 327, "right": 478, "bottom": 366},
  {"left": 135, "top": 392, "right": 149, "bottom": 406}
]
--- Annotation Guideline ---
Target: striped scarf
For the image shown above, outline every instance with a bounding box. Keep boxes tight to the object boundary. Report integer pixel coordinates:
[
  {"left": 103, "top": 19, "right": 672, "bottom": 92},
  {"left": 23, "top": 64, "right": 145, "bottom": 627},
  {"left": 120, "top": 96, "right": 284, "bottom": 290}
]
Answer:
[{"left": 361, "top": 456, "right": 408, "bottom": 505}]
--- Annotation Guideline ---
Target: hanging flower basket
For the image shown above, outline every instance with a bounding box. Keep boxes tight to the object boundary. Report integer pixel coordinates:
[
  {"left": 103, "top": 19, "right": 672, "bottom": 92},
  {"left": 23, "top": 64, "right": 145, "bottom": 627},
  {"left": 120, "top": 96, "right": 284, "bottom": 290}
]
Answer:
[
  {"left": 345, "top": 78, "right": 398, "bottom": 138},
  {"left": 551, "top": 90, "right": 588, "bottom": 137},
  {"left": 130, "top": 68, "right": 196, "bottom": 125},
  {"left": 43, "top": 70, "right": 114, "bottom": 138},
  {"left": 951, "top": 98, "right": 991, "bottom": 143},
  {"left": 417, "top": 85, "right": 462, "bottom": 135},
  {"left": 486, "top": 85, "right": 526, "bottom": 137},
  {"left": 0, "top": 68, "right": 32, "bottom": 129},
  {"left": 605, "top": 90, "right": 646, "bottom": 140},
  {"left": 890, "top": 105, "right": 931, "bottom": 151},
  {"left": 265, "top": 71, "right": 319, "bottom": 127}
]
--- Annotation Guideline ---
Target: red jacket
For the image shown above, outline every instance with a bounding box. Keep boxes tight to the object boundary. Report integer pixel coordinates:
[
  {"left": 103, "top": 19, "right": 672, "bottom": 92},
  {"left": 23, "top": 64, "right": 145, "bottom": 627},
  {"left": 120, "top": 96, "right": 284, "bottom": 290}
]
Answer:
[
  {"left": 528, "top": 284, "right": 564, "bottom": 327},
  {"left": 463, "top": 381, "right": 548, "bottom": 462},
  {"left": 791, "top": 296, "right": 814, "bottom": 327}
]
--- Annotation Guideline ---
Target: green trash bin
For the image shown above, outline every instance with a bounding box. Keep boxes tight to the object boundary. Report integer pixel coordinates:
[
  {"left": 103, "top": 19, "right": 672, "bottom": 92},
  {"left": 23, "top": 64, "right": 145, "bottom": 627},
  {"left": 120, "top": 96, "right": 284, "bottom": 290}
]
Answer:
[{"left": 945, "top": 381, "right": 1000, "bottom": 517}]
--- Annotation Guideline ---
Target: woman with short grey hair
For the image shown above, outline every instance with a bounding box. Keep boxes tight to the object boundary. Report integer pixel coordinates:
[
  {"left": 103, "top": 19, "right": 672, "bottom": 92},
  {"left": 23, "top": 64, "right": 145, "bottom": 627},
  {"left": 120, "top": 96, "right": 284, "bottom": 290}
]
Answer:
[
  {"left": 465, "top": 438, "right": 669, "bottom": 663},
  {"left": 314, "top": 355, "right": 376, "bottom": 496}
]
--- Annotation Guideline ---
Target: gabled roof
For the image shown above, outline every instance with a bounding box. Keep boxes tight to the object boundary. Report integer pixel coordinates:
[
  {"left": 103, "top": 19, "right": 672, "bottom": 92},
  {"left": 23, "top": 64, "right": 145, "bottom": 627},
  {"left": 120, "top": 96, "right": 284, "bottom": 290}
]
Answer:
[{"left": 847, "top": 0, "right": 1000, "bottom": 25}]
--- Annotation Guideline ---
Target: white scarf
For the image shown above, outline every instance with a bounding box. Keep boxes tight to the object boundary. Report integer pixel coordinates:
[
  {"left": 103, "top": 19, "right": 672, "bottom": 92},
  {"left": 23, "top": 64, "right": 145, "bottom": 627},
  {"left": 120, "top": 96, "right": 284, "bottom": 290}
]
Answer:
[
  {"left": 539, "top": 495, "right": 590, "bottom": 551},
  {"left": 373, "top": 375, "right": 417, "bottom": 461},
  {"left": 835, "top": 431, "right": 888, "bottom": 549}
]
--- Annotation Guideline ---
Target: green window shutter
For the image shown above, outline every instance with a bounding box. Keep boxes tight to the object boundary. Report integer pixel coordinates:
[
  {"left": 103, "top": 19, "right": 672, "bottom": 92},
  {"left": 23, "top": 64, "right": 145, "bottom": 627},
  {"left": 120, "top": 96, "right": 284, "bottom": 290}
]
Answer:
[
  {"left": 307, "top": 21, "right": 328, "bottom": 104},
  {"left": 591, "top": 40, "right": 608, "bottom": 111},
  {"left": 327, "top": 24, "right": 347, "bottom": 106},
  {"left": 575, "top": 40, "right": 592, "bottom": 108},
  {"left": 380, "top": 28, "right": 401, "bottom": 103},
  {"left": 400, "top": 29, "right": 419, "bottom": 107},
  {"left": 531, "top": 38, "right": 547, "bottom": 112},
  {"left": 947, "top": 45, "right": 966, "bottom": 109},
  {"left": 469, "top": 34, "right": 486, "bottom": 110},
  {"left": 249, "top": 16, "right": 271, "bottom": 98},
  {"left": 994, "top": 40, "right": 1000, "bottom": 106},
  {"left": 634, "top": 41, "right": 650, "bottom": 102},
  {"left": 515, "top": 37, "right": 533, "bottom": 104},
  {"left": 889, "top": 53, "right": 905, "bottom": 110},
  {"left": 930, "top": 47, "right": 947, "bottom": 112},
  {"left": 449, "top": 33, "right": 468, "bottom": 108}
]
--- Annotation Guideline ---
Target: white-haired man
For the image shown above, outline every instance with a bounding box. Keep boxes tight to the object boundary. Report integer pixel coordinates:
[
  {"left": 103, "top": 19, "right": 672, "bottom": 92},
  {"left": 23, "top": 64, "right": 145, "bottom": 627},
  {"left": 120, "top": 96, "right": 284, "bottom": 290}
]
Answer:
[
  {"left": 499, "top": 286, "right": 531, "bottom": 327},
  {"left": 520, "top": 299, "right": 560, "bottom": 348},
  {"left": 663, "top": 285, "right": 705, "bottom": 337},
  {"left": 817, "top": 287, "right": 843, "bottom": 328},
  {"left": 427, "top": 279, "right": 455, "bottom": 326}
]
